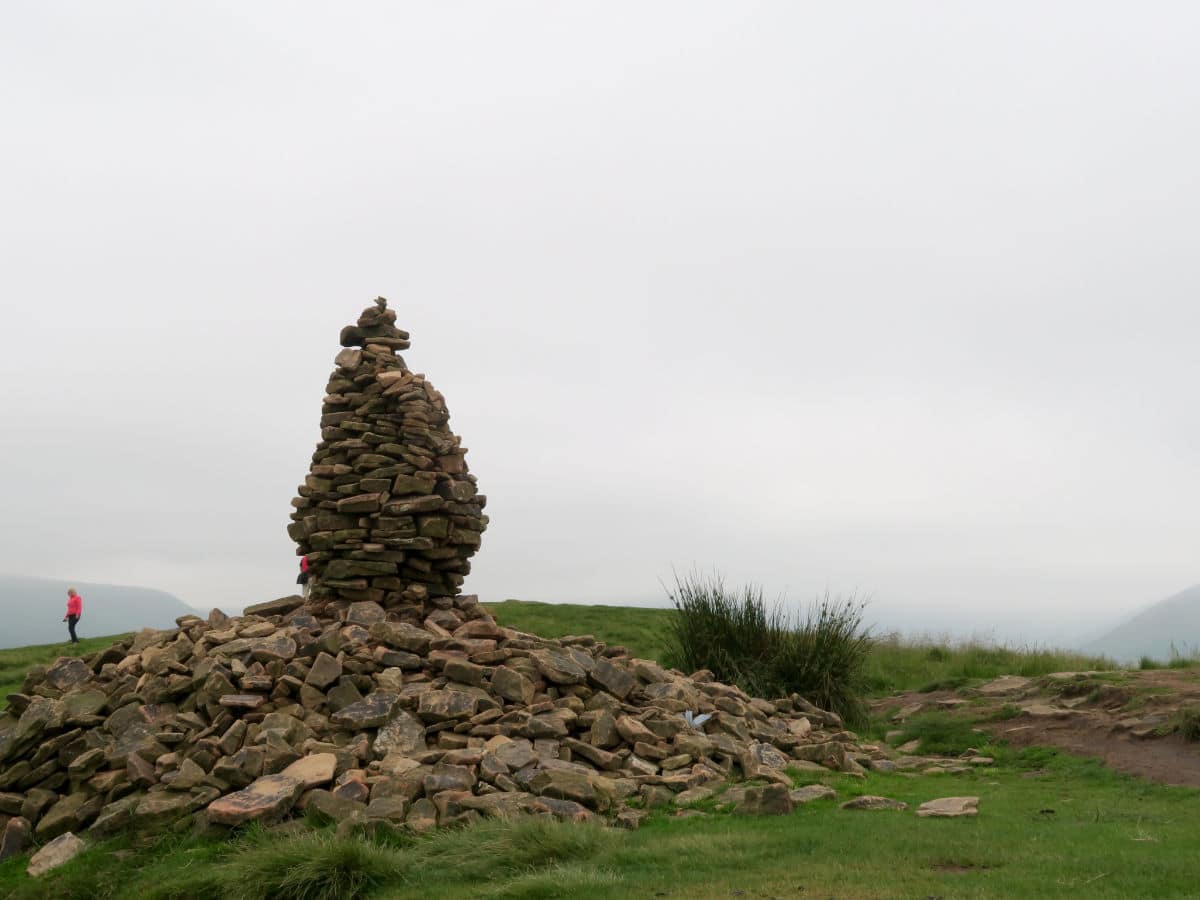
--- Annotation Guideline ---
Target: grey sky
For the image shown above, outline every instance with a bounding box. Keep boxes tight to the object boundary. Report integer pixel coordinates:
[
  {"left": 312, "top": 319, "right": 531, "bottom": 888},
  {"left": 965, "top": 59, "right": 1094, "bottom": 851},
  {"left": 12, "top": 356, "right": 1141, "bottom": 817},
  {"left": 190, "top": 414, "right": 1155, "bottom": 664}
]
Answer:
[{"left": 2, "top": 2, "right": 1198, "bottom": 643}]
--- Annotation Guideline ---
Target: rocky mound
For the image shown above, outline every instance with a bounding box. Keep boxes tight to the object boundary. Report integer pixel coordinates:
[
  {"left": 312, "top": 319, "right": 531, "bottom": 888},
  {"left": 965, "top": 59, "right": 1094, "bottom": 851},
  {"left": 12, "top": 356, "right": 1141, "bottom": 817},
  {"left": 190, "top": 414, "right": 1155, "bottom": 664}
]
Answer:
[
  {"left": 0, "top": 597, "right": 877, "bottom": 850},
  {"left": 0, "top": 299, "right": 883, "bottom": 865}
]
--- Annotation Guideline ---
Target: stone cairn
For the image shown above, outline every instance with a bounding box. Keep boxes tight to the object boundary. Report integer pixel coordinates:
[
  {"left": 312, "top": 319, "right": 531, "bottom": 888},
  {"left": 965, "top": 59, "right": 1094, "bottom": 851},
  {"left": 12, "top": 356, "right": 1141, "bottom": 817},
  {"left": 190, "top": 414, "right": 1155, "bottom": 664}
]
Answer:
[
  {"left": 0, "top": 300, "right": 905, "bottom": 872},
  {"left": 288, "top": 297, "right": 486, "bottom": 616}
]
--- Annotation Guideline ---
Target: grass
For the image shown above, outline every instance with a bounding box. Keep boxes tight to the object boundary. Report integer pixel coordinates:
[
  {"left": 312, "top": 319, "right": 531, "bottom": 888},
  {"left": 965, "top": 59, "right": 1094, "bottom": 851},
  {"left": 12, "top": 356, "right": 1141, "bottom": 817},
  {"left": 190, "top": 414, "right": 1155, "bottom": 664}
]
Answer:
[
  {"left": 487, "top": 600, "right": 1126, "bottom": 700},
  {"left": 2, "top": 604, "right": 1199, "bottom": 897},
  {"left": 1155, "top": 707, "right": 1200, "bottom": 742},
  {"left": 484, "top": 599, "right": 673, "bottom": 662},
  {"left": 865, "top": 633, "right": 1118, "bottom": 695},
  {"left": 662, "top": 573, "right": 873, "bottom": 724},
  {"left": 0, "top": 634, "right": 129, "bottom": 709},
  {"left": 3, "top": 748, "right": 1198, "bottom": 899}
]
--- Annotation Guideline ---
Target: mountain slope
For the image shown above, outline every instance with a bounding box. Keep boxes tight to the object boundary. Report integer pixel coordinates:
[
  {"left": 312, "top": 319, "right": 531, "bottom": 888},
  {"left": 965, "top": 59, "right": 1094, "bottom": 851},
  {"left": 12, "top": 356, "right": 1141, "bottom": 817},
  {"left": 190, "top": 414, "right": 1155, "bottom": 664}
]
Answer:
[
  {"left": 0, "top": 574, "right": 191, "bottom": 649},
  {"left": 1082, "top": 585, "right": 1200, "bottom": 662}
]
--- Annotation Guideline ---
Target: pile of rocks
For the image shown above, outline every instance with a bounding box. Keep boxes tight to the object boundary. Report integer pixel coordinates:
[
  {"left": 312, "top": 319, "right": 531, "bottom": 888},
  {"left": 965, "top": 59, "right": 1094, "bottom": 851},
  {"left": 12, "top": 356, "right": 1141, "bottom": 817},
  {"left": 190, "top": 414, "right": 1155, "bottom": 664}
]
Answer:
[
  {"left": 0, "top": 595, "right": 882, "bottom": 851},
  {"left": 0, "top": 298, "right": 904, "bottom": 873},
  {"left": 288, "top": 298, "right": 486, "bottom": 613}
]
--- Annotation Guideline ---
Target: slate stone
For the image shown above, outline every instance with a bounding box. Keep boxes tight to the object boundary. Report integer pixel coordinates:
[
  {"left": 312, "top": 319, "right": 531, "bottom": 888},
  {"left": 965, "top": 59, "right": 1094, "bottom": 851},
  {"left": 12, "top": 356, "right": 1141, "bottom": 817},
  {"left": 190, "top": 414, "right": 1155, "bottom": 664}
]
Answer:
[
  {"left": 331, "top": 693, "right": 401, "bottom": 729},
  {"left": 27, "top": 831, "right": 86, "bottom": 877},
  {"left": 206, "top": 774, "right": 305, "bottom": 826}
]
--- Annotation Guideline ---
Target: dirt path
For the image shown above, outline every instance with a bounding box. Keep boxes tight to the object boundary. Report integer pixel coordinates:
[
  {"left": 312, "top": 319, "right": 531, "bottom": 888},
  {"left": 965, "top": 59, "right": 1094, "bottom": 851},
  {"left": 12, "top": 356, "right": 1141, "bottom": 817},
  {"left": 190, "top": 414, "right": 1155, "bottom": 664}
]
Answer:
[{"left": 873, "top": 668, "right": 1200, "bottom": 788}]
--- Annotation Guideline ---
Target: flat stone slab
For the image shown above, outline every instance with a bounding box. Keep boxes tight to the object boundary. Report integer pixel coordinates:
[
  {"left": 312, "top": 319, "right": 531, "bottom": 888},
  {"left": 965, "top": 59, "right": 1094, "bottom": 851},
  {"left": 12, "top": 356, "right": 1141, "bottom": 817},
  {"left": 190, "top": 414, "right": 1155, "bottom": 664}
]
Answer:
[
  {"left": 917, "top": 796, "right": 979, "bottom": 818},
  {"left": 331, "top": 692, "right": 401, "bottom": 729},
  {"left": 206, "top": 774, "right": 304, "bottom": 826},
  {"left": 977, "top": 675, "right": 1032, "bottom": 696},
  {"left": 840, "top": 795, "right": 908, "bottom": 811},
  {"left": 790, "top": 784, "right": 837, "bottom": 804},
  {"left": 1020, "top": 704, "right": 1079, "bottom": 718},
  {"left": 219, "top": 694, "right": 266, "bottom": 710},
  {"left": 281, "top": 753, "right": 337, "bottom": 788},
  {"left": 242, "top": 595, "right": 305, "bottom": 617},
  {"left": 28, "top": 832, "right": 86, "bottom": 877}
]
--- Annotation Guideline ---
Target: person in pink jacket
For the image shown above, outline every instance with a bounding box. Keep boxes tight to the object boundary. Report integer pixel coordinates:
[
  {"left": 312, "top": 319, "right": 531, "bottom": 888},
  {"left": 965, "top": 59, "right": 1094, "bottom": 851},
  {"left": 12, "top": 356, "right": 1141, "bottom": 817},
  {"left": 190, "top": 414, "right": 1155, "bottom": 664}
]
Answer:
[{"left": 63, "top": 588, "right": 83, "bottom": 644}]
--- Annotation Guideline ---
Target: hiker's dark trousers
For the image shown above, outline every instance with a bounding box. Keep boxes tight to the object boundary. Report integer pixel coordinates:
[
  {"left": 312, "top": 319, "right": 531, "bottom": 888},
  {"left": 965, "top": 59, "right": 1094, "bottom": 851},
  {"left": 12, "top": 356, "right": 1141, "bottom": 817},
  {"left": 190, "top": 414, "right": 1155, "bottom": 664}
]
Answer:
[{"left": 67, "top": 615, "right": 79, "bottom": 643}]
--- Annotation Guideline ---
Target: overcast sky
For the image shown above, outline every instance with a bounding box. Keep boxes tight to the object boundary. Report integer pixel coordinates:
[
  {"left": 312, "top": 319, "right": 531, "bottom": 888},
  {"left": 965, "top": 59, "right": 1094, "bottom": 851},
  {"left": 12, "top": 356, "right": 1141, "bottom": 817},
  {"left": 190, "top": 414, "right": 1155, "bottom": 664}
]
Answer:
[{"left": 2, "top": 2, "right": 1198, "bottom": 643}]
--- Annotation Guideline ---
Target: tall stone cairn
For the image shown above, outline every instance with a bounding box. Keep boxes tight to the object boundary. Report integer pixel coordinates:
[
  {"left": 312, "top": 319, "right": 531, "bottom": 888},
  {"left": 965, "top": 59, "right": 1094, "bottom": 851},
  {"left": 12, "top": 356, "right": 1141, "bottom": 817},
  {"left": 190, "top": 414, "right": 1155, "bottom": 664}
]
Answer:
[{"left": 287, "top": 298, "right": 487, "bottom": 618}]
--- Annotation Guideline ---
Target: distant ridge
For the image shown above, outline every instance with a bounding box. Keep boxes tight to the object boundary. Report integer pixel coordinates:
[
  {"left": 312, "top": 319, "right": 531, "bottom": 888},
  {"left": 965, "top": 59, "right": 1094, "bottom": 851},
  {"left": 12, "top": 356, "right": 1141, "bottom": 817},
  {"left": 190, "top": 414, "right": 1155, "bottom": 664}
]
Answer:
[
  {"left": 1082, "top": 584, "right": 1200, "bottom": 662},
  {"left": 0, "top": 574, "right": 192, "bottom": 649}
]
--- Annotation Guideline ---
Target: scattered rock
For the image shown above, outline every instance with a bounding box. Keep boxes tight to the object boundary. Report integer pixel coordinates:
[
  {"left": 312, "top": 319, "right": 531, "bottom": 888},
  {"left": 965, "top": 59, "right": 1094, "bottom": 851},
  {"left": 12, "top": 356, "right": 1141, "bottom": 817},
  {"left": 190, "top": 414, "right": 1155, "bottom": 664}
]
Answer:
[
  {"left": 27, "top": 832, "right": 86, "bottom": 877},
  {"left": 917, "top": 796, "right": 979, "bottom": 818},
  {"left": 790, "top": 784, "right": 837, "bottom": 804}
]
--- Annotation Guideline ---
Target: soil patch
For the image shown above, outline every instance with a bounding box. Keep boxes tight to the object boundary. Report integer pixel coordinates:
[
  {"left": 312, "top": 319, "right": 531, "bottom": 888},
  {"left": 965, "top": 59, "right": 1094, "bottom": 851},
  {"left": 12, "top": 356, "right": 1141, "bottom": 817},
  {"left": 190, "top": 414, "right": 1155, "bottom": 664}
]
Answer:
[{"left": 875, "top": 668, "right": 1200, "bottom": 788}]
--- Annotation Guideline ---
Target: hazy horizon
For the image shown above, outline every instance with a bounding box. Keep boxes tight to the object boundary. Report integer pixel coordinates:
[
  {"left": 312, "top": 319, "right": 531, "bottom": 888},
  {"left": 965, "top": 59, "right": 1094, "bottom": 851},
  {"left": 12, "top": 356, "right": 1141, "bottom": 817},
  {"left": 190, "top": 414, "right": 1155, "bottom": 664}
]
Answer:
[{"left": 4, "top": 3, "right": 1199, "bottom": 646}]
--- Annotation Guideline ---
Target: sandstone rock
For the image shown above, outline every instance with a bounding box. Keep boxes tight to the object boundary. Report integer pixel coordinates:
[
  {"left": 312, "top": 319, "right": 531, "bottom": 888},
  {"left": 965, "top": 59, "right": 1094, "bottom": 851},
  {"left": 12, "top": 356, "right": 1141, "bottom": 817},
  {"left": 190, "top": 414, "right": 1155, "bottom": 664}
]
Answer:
[
  {"left": 917, "top": 796, "right": 979, "bottom": 818},
  {"left": 331, "top": 693, "right": 401, "bottom": 729},
  {"left": 0, "top": 816, "right": 31, "bottom": 861},
  {"left": 790, "top": 784, "right": 837, "bottom": 804},
  {"left": 976, "top": 675, "right": 1032, "bottom": 696},
  {"left": 282, "top": 753, "right": 337, "bottom": 788},
  {"left": 417, "top": 690, "right": 478, "bottom": 722},
  {"left": 490, "top": 666, "right": 535, "bottom": 705},
  {"left": 305, "top": 652, "right": 343, "bottom": 689},
  {"left": 207, "top": 774, "right": 304, "bottom": 826},
  {"left": 132, "top": 792, "right": 198, "bottom": 828},
  {"left": 734, "top": 784, "right": 792, "bottom": 816},
  {"left": 373, "top": 710, "right": 426, "bottom": 758},
  {"left": 27, "top": 831, "right": 86, "bottom": 877},
  {"left": 531, "top": 649, "right": 587, "bottom": 685},
  {"left": 35, "top": 793, "right": 95, "bottom": 839},
  {"left": 589, "top": 658, "right": 636, "bottom": 699},
  {"left": 44, "top": 658, "right": 92, "bottom": 691},
  {"left": 243, "top": 596, "right": 305, "bottom": 617}
]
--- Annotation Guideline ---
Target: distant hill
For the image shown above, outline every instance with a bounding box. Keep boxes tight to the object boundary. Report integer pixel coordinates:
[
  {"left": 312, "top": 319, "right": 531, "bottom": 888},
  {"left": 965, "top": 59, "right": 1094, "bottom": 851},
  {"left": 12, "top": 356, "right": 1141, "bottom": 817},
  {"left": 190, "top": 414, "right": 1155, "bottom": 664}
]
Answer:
[
  {"left": 0, "top": 575, "right": 192, "bottom": 649},
  {"left": 1082, "top": 585, "right": 1200, "bottom": 663}
]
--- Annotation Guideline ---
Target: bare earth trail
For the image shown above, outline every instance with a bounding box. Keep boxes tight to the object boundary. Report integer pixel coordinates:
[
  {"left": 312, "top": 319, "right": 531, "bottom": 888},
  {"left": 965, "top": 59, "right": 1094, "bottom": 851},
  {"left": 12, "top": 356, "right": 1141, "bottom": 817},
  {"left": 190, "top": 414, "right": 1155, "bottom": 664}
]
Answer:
[{"left": 872, "top": 668, "right": 1200, "bottom": 788}]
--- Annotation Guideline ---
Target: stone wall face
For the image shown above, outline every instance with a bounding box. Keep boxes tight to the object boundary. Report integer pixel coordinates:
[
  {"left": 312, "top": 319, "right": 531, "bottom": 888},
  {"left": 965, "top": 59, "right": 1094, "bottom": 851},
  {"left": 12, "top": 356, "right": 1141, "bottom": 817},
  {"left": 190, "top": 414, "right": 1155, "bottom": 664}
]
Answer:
[{"left": 287, "top": 299, "right": 487, "bottom": 616}]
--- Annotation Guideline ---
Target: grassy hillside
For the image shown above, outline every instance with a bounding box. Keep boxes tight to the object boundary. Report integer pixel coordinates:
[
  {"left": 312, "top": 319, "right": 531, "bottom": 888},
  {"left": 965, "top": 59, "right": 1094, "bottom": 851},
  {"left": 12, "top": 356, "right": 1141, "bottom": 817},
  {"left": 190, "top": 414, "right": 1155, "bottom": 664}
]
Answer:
[
  {"left": 484, "top": 599, "right": 673, "bottom": 661},
  {"left": 487, "top": 600, "right": 1119, "bottom": 695},
  {"left": 0, "top": 634, "right": 128, "bottom": 708},
  {"left": 0, "top": 602, "right": 1190, "bottom": 898}
]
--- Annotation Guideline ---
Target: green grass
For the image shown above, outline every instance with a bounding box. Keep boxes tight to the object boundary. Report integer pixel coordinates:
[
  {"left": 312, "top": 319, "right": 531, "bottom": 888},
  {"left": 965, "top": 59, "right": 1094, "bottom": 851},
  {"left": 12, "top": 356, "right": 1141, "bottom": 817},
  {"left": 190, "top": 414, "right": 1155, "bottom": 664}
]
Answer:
[
  {"left": 865, "top": 633, "right": 1118, "bottom": 695},
  {"left": 485, "top": 600, "right": 674, "bottom": 662},
  {"left": 488, "top": 601, "right": 1123, "bottom": 699},
  {"left": 1, "top": 607, "right": 1198, "bottom": 897},
  {"left": 0, "top": 634, "right": 129, "bottom": 709},
  {"left": 3, "top": 749, "right": 1197, "bottom": 899}
]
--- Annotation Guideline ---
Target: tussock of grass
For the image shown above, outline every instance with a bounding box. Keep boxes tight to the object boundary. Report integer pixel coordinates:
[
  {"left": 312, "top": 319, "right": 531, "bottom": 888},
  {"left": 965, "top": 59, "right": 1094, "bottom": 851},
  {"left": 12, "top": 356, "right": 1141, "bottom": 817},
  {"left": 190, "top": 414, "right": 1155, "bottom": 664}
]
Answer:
[
  {"left": 222, "top": 829, "right": 404, "bottom": 900},
  {"left": 408, "top": 815, "right": 618, "bottom": 879},
  {"left": 664, "top": 572, "right": 873, "bottom": 725}
]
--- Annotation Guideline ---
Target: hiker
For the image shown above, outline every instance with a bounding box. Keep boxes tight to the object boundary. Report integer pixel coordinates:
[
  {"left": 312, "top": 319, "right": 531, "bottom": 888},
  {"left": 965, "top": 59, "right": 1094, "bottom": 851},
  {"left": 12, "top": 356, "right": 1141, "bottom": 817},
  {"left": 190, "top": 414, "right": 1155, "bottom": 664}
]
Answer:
[
  {"left": 63, "top": 588, "right": 82, "bottom": 644},
  {"left": 297, "top": 554, "right": 311, "bottom": 598}
]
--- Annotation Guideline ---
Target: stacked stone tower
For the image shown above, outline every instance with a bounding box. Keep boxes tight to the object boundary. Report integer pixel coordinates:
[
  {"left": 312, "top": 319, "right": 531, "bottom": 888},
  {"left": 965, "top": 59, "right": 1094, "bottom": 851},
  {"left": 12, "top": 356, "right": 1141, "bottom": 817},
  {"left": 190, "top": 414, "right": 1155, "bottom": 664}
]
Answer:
[{"left": 287, "top": 299, "right": 487, "bottom": 618}]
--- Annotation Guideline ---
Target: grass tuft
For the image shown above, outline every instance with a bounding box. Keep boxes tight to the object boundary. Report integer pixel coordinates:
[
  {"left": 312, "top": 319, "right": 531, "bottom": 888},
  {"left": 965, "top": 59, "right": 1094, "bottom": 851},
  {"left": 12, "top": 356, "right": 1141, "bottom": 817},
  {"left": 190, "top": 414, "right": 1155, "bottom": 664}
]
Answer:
[
  {"left": 663, "top": 571, "right": 873, "bottom": 725},
  {"left": 222, "top": 829, "right": 404, "bottom": 900}
]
